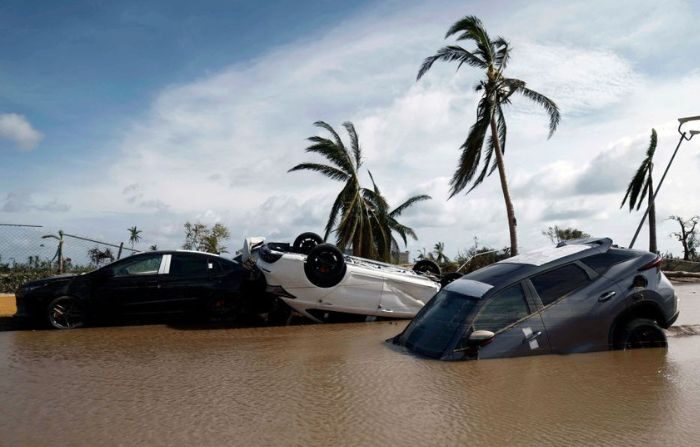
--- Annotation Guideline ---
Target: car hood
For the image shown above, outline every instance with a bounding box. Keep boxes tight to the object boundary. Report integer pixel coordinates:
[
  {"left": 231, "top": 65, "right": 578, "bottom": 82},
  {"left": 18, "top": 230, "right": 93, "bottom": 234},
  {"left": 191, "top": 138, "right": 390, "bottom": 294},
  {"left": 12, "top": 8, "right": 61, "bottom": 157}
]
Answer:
[{"left": 22, "top": 273, "right": 80, "bottom": 289}]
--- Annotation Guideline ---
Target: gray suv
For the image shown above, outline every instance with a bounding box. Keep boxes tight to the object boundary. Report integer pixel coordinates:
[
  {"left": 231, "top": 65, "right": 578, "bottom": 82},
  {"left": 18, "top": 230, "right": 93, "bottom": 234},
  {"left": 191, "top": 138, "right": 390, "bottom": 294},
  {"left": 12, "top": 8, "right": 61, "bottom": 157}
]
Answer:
[{"left": 391, "top": 238, "right": 679, "bottom": 361}]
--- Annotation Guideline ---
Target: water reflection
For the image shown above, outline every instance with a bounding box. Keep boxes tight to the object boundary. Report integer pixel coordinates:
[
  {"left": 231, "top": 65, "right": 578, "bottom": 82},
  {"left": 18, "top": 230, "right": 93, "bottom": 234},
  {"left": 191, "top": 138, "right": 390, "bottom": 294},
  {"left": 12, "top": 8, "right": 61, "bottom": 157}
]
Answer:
[{"left": 1, "top": 319, "right": 699, "bottom": 446}]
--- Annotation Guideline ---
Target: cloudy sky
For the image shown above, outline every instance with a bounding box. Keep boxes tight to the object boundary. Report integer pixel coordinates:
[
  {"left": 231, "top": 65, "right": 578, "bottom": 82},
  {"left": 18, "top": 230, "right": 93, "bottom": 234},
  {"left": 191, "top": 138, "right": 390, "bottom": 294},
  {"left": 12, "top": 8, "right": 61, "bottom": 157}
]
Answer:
[{"left": 1, "top": 0, "right": 700, "bottom": 259}]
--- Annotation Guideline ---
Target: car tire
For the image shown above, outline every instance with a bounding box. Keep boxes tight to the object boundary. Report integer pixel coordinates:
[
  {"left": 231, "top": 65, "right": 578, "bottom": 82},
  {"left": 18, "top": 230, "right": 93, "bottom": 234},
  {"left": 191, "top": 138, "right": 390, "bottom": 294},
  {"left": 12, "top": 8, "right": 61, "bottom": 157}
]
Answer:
[
  {"left": 440, "top": 272, "right": 463, "bottom": 287},
  {"left": 293, "top": 232, "right": 324, "bottom": 254},
  {"left": 614, "top": 318, "right": 667, "bottom": 350},
  {"left": 413, "top": 259, "right": 441, "bottom": 276},
  {"left": 46, "top": 296, "right": 86, "bottom": 329},
  {"left": 304, "top": 243, "right": 346, "bottom": 288}
]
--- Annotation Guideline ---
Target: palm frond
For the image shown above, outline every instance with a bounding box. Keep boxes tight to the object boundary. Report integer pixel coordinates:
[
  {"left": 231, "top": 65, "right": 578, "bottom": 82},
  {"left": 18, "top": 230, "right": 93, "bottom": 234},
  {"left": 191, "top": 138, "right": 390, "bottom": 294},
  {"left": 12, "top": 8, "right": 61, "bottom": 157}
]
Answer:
[
  {"left": 343, "top": 121, "right": 362, "bottom": 169},
  {"left": 389, "top": 220, "right": 418, "bottom": 246},
  {"left": 287, "top": 163, "right": 349, "bottom": 182},
  {"left": 445, "top": 15, "right": 494, "bottom": 64},
  {"left": 449, "top": 98, "right": 493, "bottom": 197},
  {"left": 513, "top": 83, "right": 560, "bottom": 137},
  {"left": 636, "top": 177, "right": 652, "bottom": 211},
  {"left": 621, "top": 162, "right": 648, "bottom": 211},
  {"left": 417, "top": 46, "right": 487, "bottom": 81},
  {"left": 622, "top": 128, "right": 658, "bottom": 212},
  {"left": 324, "top": 190, "right": 347, "bottom": 241},
  {"left": 647, "top": 128, "right": 658, "bottom": 158},
  {"left": 313, "top": 121, "right": 345, "bottom": 151},
  {"left": 468, "top": 104, "right": 506, "bottom": 192},
  {"left": 493, "top": 36, "right": 510, "bottom": 70},
  {"left": 389, "top": 195, "right": 431, "bottom": 217},
  {"left": 304, "top": 137, "right": 354, "bottom": 174}
]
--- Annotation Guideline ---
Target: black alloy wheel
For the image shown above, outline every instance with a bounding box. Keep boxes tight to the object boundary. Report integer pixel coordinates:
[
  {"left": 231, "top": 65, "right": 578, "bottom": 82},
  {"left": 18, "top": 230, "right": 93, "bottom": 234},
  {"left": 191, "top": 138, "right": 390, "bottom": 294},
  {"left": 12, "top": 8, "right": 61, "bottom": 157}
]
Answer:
[
  {"left": 616, "top": 318, "right": 667, "bottom": 350},
  {"left": 47, "top": 296, "right": 86, "bottom": 329},
  {"left": 293, "top": 232, "right": 324, "bottom": 254},
  {"left": 304, "top": 243, "right": 346, "bottom": 288}
]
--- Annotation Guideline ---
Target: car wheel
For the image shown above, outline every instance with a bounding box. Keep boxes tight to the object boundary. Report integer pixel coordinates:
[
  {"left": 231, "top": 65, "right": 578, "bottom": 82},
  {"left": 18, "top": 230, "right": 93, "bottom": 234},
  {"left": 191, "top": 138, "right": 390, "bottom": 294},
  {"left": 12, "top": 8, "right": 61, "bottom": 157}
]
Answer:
[
  {"left": 304, "top": 243, "right": 346, "bottom": 288},
  {"left": 47, "top": 296, "right": 86, "bottom": 329},
  {"left": 440, "top": 272, "right": 463, "bottom": 287},
  {"left": 413, "top": 259, "right": 441, "bottom": 276},
  {"left": 615, "top": 318, "right": 667, "bottom": 350},
  {"left": 293, "top": 232, "right": 324, "bottom": 254},
  {"left": 205, "top": 296, "right": 239, "bottom": 321}
]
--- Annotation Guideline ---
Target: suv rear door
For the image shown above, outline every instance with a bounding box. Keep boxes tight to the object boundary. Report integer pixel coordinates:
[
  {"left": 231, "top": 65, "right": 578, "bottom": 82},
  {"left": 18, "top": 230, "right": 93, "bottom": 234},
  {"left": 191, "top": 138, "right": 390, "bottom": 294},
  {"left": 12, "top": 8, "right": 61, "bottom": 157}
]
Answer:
[
  {"left": 529, "top": 262, "right": 624, "bottom": 353},
  {"left": 157, "top": 253, "right": 215, "bottom": 313}
]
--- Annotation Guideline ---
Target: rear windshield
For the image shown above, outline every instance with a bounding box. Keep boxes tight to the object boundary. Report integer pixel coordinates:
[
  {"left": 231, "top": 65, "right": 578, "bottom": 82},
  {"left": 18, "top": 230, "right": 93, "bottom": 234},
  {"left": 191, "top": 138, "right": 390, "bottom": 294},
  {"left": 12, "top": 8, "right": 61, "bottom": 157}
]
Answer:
[
  {"left": 462, "top": 262, "right": 530, "bottom": 286},
  {"left": 398, "top": 290, "right": 479, "bottom": 358}
]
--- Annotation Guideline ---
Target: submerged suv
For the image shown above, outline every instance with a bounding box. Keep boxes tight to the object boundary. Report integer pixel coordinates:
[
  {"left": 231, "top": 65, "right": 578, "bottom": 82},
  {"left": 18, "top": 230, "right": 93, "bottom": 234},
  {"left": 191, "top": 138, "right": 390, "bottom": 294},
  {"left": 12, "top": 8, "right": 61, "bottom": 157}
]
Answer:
[{"left": 391, "top": 238, "right": 678, "bottom": 361}]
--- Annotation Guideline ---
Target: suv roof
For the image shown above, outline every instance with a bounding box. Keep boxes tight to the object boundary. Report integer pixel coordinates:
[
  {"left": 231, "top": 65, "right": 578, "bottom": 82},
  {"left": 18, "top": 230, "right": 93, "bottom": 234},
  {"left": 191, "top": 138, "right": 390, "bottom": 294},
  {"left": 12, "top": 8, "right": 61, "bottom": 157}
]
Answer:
[{"left": 500, "top": 237, "right": 613, "bottom": 267}]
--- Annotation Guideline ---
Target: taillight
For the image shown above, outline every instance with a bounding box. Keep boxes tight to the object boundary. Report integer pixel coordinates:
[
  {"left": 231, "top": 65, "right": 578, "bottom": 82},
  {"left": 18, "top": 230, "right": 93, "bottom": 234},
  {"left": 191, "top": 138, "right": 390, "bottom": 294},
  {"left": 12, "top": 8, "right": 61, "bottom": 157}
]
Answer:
[
  {"left": 638, "top": 256, "right": 662, "bottom": 271},
  {"left": 259, "top": 245, "right": 283, "bottom": 263}
]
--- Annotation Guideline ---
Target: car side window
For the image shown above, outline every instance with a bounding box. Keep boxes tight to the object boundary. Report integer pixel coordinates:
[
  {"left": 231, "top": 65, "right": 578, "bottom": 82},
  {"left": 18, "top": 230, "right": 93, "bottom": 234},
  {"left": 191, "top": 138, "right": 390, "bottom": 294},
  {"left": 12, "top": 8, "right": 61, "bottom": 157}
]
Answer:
[
  {"left": 473, "top": 284, "right": 530, "bottom": 333},
  {"left": 580, "top": 250, "right": 635, "bottom": 275},
  {"left": 113, "top": 255, "right": 162, "bottom": 277},
  {"left": 215, "top": 258, "right": 242, "bottom": 274},
  {"left": 530, "top": 264, "right": 591, "bottom": 306},
  {"left": 170, "top": 255, "right": 210, "bottom": 277}
]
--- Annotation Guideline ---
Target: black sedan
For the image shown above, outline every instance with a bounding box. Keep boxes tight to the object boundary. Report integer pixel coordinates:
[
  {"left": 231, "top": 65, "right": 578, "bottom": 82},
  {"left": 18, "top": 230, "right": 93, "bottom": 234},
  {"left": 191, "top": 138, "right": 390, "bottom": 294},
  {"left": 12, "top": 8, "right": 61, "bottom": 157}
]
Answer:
[
  {"left": 391, "top": 238, "right": 679, "bottom": 360},
  {"left": 15, "top": 250, "right": 265, "bottom": 329}
]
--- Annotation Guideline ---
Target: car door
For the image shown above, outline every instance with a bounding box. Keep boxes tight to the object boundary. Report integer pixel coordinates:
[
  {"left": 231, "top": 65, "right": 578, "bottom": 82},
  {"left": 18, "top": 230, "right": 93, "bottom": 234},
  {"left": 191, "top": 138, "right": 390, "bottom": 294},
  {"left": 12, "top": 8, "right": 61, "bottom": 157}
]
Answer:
[
  {"left": 93, "top": 253, "right": 164, "bottom": 315},
  {"left": 320, "top": 267, "right": 384, "bottom": 315},
  {"left": 470, "top": 283, "right": 551, "bottom": 360},
  {"left": 530, "top": 262, "right": 624, "bottom": 353},
  {"left": 157, "top": 253, "right": 215, "bottom": 313}
]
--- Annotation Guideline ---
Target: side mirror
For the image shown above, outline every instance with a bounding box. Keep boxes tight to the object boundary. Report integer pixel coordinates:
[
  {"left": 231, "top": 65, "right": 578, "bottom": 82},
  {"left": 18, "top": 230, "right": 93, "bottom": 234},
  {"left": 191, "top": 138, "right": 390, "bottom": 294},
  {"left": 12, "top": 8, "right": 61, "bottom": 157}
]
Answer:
[{"left": 468, "top": 330, "right": 495, "bottom": 346}]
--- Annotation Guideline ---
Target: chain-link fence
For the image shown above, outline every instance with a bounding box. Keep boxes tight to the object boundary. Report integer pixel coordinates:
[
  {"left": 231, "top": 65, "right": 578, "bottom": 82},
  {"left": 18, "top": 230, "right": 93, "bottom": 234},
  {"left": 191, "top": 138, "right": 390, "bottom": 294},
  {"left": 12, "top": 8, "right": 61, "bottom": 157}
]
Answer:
[{"left": 0, "top": 223, "right": 139, "bottom": 292}]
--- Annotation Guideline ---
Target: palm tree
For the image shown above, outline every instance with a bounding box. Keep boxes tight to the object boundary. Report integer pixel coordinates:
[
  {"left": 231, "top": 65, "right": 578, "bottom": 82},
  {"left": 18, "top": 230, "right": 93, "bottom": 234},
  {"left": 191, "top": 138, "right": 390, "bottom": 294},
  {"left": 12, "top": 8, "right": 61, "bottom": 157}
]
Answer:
[
  {"left": 417, "top": 15, "right": 560, "bottom": 255},
  {"left": 621, "top": 129, "right": 658, "bottom": 253},
  {"left": 432, "top": 242, "right": 450, "bottom": 264},
  {"left": 362, "top": 172, "right": 431, "bottom": 262},
  {"left": 127, "top": 226, "right": 143, "bottom": 249},
  {"left": 289, "top": 121, "right": 376, "bottom": 258}
]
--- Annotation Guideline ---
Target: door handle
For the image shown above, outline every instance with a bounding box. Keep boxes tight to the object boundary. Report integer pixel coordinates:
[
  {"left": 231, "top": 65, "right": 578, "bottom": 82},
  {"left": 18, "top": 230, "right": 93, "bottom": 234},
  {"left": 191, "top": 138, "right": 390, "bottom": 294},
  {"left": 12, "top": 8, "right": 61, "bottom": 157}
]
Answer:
[
  {"left": 598, "top": 291, "right": 616, "bottom": 302},
  {"left": 524, "top": 331, "right": 542, "bottom": 342}
]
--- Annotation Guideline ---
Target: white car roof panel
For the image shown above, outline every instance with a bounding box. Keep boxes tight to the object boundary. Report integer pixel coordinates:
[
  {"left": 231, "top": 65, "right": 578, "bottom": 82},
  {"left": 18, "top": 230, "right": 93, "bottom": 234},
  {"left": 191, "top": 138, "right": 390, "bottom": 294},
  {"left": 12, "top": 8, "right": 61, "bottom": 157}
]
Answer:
[{"left": 500, "top": 244, "right": 589, "bottom": 266}]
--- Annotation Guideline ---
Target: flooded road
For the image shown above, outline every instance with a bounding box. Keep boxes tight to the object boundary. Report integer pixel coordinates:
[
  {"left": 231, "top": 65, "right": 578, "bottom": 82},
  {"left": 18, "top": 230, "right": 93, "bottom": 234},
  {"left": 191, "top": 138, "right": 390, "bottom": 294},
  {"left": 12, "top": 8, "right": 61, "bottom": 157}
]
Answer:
[{"left": 1, "top": 284, "right": 700, "bottom": 446}]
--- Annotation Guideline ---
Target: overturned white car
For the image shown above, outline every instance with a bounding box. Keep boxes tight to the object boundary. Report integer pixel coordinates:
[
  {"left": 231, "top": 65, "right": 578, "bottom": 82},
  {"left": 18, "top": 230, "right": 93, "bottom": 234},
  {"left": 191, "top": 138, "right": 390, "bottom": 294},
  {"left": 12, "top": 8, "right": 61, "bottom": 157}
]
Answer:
[{"left": 242, "top": 233, "right": 444, "bottom": 323}]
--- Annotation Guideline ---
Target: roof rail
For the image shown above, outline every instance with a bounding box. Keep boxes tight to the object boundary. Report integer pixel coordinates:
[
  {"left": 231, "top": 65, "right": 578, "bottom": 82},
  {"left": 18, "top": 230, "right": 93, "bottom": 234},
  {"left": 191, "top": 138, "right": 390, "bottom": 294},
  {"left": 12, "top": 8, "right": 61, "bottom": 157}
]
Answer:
[{"left": 556, "top": 237, "right": 612, "bottom": 250}]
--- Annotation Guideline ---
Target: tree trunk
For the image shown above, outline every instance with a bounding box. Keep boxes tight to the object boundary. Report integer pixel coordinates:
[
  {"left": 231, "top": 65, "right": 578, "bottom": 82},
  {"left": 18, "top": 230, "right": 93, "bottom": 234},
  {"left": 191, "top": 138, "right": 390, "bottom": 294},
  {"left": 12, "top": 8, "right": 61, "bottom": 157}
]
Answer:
[
  {"left": 490, "top": 117, "right": 518, "bottom": 256},
  {"left": 648, "top": 173, "right": 657, "bottom": 254}
]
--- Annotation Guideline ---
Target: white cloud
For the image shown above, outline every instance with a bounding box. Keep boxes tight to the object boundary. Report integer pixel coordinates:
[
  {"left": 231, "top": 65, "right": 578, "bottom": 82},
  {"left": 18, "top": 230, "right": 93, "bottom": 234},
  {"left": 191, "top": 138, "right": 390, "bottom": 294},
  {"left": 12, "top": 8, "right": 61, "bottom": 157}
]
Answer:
[
  {"left": 12, "top": 0, "right": 700, "bottom": 259},
  {"left": 1, "top": 191, "right": 70, "bottom": 213},
  {"left": 0, "top": 113, "right": 43, "bottom": 150}
]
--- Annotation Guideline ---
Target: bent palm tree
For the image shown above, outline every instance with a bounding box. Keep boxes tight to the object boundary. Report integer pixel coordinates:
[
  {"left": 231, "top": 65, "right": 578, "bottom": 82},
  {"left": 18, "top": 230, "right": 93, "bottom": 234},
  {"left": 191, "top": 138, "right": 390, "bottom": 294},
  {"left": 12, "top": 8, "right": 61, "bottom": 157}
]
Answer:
[
  {"left": 621, "top": 129, "right": 658, "bottom": 253},
  {"left": 432, "top": 242, "right": 450, "bottom": 264},
  {"left": 289, "top": 121, "right": 376, "bottom": 258},
  {"left": 42, "top": 230, "right": 64, "bottom": 273},
  {"left": 417, "top": 15, "right": 560, "bottom": 255},
  {"left": 362, "top": 172, "right": 431, "bottom": 262}
]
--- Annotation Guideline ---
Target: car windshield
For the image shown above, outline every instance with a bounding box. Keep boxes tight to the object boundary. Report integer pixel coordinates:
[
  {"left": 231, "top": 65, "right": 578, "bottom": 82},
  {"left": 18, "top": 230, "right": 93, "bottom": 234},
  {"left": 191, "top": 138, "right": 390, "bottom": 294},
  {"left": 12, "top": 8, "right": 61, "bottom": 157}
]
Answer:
[{"left": 397, "top": 290, "right": 480, "bottom": 359}]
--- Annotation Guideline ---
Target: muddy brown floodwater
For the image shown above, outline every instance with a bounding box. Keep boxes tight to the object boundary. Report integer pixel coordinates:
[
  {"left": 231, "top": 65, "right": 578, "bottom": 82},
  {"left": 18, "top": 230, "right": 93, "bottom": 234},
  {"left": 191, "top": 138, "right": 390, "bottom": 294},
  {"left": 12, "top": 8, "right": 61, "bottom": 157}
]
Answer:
[{"left": 1, "top": 284, "right": 700, "bottom": 446}]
